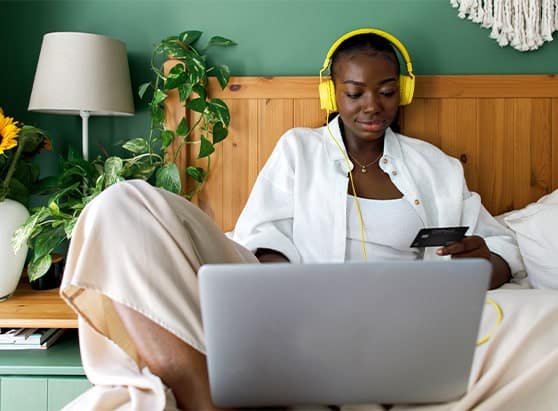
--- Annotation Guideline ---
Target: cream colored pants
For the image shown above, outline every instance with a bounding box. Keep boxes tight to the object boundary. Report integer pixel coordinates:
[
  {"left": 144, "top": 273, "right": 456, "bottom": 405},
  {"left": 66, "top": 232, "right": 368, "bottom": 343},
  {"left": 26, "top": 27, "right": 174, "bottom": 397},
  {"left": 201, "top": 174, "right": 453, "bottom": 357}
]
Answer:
[{"left": 61, "top": 180, "right": 558, "bottom": 411}]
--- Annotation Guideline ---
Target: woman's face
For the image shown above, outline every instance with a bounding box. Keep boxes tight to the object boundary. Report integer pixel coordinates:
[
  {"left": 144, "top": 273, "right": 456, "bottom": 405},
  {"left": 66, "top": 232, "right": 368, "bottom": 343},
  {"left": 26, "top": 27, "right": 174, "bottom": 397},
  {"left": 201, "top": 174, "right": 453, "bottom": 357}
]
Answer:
[{"left": 333, "top": 51, "right": 400, "bottom": 145}]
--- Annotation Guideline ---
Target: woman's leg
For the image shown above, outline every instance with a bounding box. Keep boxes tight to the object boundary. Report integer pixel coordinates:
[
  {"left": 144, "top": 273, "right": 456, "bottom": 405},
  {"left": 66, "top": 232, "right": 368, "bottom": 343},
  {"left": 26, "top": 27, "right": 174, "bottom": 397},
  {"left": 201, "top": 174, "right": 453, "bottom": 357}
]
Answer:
[
  {"left": 389, "top": 289, "right": 558, "bottom": 411},
  {"left": 113, "top": 301, "right": 233, "bottom": 411},
  {"left": 61, "top": 180, "right": 257, "bottom": 410}
]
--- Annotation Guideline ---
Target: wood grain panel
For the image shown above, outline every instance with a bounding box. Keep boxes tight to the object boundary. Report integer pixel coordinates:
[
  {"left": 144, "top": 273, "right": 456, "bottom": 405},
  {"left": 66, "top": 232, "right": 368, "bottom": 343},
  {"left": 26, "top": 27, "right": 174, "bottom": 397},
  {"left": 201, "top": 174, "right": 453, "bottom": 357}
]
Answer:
[
  {"left": 513, "top": 99, "right": 552, "bottom": 210},
  {"left": 199, "top": 123, "right": 224, "bottom": 226},
  {"left": 400, "top": 98, "right": 441, "bottom": 148},
  {"left": 513, "top": 99, "right": 533, "bottom": 210},
  {"left": 437, "top": 99, "right": 479, "bottom": 192},
  {"left": 414, "top": 75, "right": 558, "bottom": 98},
  {"left": 293, "top": 99, "right": 325, "bottom": 129},
  {"left": 205, "top": 75, "right": 558, "bottom": 99},
  {"left": 222, "top": 99, "right": 259, "bottom": 231},
  {"left": 453, "top": 99, "right": 479, "bottom": 193},
  {"left": 208, "top": 77, "right": 319, "bottom": 99},
  {"left": 478, "top": 99, "right": 515, "bottom": 214},
  {"left": 165, "top": 74, "right": 558, "bottom": 227},
  {"left": 258, "top": 99, "right": 294, "bottom": 171},
  {"left": 529, "top": 99, "right": 552, "bottom": 200}
]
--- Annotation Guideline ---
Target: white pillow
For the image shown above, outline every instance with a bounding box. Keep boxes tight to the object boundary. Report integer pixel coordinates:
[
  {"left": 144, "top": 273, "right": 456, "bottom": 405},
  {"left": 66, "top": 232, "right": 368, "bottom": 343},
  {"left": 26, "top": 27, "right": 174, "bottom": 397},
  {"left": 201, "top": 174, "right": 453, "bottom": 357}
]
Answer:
[{"left": 502, "top": 190, "right": 558, "bottom": 289}]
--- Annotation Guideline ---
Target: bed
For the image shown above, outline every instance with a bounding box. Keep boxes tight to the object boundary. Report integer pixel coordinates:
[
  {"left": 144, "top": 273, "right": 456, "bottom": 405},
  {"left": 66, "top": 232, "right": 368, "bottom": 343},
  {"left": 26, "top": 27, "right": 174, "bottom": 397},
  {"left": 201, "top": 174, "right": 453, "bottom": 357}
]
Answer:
[{"left": 165, "top": 73, "right": 558, "bottom": 289}]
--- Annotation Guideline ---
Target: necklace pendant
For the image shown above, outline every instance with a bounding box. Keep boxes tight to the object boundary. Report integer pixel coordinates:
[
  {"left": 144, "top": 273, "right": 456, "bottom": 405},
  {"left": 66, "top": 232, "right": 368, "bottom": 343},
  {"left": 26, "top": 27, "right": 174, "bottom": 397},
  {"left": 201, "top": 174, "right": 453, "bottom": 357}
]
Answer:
[{"left": 361, "top": 167, "right": 367, "bottom": 173}]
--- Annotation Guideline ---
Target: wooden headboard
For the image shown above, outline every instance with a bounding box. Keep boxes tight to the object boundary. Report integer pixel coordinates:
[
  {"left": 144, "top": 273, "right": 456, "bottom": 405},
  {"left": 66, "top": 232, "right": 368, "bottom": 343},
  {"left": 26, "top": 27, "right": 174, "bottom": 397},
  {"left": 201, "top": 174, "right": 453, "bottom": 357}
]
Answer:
[{"left": 165, "top": 74, "right": 558, "bottom": 231}]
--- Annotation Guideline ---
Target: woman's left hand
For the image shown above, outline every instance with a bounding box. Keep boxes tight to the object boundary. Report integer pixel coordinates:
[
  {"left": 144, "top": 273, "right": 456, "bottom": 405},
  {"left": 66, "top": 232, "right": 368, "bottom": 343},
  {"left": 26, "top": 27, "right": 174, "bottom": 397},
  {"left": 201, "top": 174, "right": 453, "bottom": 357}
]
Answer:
[{"left": 436, "top": 235, "right": 491, "bottom": 260}]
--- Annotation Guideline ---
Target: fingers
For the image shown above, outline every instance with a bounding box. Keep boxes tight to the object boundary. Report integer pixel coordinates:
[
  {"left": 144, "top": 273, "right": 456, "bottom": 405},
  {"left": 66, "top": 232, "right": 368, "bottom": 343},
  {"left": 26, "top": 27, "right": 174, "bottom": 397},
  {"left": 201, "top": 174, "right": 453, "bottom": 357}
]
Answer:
[{"left": 436, "top": 235, "right": 491, "bottom": 260}]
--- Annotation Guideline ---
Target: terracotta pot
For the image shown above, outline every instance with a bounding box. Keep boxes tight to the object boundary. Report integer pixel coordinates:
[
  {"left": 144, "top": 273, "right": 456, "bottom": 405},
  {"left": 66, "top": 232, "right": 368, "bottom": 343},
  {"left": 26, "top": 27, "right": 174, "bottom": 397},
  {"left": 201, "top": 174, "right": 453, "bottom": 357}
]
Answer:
[{"left": 0, "top": 199, "right": 29, "bottom": 302}]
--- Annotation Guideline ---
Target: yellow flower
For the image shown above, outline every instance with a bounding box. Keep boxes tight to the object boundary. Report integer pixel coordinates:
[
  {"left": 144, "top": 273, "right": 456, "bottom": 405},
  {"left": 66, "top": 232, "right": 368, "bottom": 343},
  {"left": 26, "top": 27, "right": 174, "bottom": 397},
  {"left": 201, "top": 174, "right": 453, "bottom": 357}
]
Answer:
[{"left": 0, "top": 108, "right": 20, "bottom": 155}]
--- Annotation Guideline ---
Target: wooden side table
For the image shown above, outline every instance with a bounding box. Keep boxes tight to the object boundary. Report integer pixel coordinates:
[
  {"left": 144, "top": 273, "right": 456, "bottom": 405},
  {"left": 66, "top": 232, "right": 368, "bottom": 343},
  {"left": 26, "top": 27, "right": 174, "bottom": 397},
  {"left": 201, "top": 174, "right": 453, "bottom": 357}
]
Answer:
[{"left": 0, "top": 277, "right": 77, "bottom": 329}]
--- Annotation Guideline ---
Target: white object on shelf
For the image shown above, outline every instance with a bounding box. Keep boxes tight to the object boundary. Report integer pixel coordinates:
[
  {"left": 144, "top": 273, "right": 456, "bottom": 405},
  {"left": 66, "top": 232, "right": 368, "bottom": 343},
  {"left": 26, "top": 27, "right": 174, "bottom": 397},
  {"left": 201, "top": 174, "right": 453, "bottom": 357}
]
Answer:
[{"left": 0, "top": 199, "right": 29, "bottom": 301}]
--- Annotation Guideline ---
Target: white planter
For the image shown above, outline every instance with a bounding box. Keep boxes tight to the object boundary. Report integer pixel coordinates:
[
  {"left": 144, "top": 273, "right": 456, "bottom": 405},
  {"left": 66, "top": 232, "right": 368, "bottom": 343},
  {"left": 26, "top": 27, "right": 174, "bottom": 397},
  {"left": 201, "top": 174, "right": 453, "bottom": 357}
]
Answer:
[{"left": 0, "top": 199, "right": 29, "bottom": 301}]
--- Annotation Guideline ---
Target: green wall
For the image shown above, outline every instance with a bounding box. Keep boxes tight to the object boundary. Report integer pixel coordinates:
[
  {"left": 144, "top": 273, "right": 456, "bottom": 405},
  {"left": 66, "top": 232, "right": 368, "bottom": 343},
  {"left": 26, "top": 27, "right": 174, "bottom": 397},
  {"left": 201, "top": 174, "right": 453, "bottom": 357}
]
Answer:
[{"left": 1, "top": 0, "right": 557, "bottom": 172}]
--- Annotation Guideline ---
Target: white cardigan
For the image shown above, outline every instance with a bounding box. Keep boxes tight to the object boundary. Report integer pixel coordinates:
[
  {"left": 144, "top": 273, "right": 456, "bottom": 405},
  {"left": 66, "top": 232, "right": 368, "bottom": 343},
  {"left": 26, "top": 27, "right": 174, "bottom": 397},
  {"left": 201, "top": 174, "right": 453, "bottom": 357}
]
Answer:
[{"left": 230, "top": 117, "right": 524, "bottom": 276}]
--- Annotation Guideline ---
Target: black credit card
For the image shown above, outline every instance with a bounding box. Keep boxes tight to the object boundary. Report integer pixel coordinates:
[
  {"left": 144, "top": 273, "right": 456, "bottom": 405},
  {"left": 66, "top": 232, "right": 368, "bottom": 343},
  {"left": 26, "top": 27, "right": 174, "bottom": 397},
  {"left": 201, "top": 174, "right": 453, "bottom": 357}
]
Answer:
[{"left": 410, "top": 226, "right": 469, "bottom": 248}]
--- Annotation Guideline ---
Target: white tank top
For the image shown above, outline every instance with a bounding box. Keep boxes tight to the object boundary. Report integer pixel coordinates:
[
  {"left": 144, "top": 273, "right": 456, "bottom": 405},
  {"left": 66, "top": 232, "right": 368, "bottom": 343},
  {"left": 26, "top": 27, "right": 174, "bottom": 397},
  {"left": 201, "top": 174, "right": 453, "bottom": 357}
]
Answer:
[{"left": 345, "top": 195, "right": 423, "bottom": 262}]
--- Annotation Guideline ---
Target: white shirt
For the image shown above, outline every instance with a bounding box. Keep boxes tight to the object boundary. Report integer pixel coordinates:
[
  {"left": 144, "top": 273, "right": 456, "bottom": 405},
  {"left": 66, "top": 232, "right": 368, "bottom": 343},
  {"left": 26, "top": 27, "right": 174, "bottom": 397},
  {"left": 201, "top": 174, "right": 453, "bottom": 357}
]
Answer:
[
  {"left": 230, "top": 116, "right": 525, "bottom": 277},
  {"left": 345, "top": 196, "right": 423, "bottom": 261}
]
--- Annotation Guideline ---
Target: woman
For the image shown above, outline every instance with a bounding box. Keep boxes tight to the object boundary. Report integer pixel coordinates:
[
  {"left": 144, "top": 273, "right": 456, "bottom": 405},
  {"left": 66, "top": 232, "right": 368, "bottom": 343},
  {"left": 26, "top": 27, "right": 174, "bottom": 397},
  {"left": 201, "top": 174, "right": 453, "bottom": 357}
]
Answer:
[
  {"left": 232, "top": 30, "right": 517, "bottom": 289},
  {"left": 61, "top": 30, "right": 558, "bottom": 411}
]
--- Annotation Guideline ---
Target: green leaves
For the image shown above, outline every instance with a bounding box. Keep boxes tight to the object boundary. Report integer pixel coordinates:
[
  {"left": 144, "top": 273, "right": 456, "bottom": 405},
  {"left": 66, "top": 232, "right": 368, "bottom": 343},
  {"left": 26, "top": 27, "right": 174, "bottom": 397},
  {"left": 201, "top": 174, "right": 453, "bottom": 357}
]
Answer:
[
  {"left": 161, "top": 130, "right": 175, "bottom": 149},
  {"left": 164, "top": 64, "right": 187, "bottom": 90},
  {"left": 179, "top": 30, "right": 202, "bottom": 45},
  {"left": 158, "top": 37, "right": 188, "bottom": 59},
  {"left": 178, "top": 82, "right": 194, "bottom": 102},
  {"left": 213, "top": 64, "right": 231, "bottom": 89},
  {"left": 186, "top": 166, "right": 205, "bottom": 183},
  {"left": 138, "top": 82, "right": 150, "bottom": 99},
  {"left": 11, "top": 208, "right": 49, "bottom": 254},
  {"left": 176, "top": 117, "right": 189, "bottom": 136},
  {"left": 28, "top": 254, "right": 52, "bottom": 282},
  {"left": 156, "top": 164, "right": 181, "bottom": 193},
  {"left": 152, "top": 89, "right": 167, "bottom": 105},
  {"left": 212, "top": 122, "right": 228, "bottom": 144},
  {"left": 122, "top": 138, "right": 149, "bottom": 154},
  {"left": 186, "top": 97, "right": 207, "bottom": 113},
  {"left": 32, "top": 225, "right": 66, "bottom": 264},
  {"left": 10, "top": 150, "right": 106, "bottom": 282},
  {"left": 207, "top": 36, "right": 237, "bottom": 48},
  {"left": 104, "top": 157, "right": 124, "bottom": 187},
  {"left": 183, "top": 51, "right": 206, "bottom": 84},
  {"left": 198, "top": 136, "right": 215, "bottom": 158},
  {"left": 208, "top": 98, "right": 230, "bottom": 126}
]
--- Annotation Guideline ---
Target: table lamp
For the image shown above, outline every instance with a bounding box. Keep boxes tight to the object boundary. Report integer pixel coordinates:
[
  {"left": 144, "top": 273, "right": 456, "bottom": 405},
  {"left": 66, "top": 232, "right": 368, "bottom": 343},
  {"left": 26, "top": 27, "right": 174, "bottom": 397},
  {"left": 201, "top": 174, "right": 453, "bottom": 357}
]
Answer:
[{"left": 28, "top": 32, "right": 135, "bottom": 160}]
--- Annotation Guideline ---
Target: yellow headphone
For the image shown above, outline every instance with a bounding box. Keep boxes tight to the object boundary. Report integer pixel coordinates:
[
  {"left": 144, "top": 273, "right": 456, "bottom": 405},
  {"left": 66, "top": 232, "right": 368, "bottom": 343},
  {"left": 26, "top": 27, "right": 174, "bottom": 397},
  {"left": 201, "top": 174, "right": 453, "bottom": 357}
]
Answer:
[{"left": 319, "top": 28, "right": 416, "bottom": 111}]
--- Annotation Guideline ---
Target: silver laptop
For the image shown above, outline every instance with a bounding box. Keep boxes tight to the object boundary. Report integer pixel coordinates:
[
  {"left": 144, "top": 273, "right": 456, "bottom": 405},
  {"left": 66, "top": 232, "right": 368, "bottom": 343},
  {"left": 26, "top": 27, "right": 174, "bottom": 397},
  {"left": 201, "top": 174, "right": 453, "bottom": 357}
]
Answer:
[{"left": 198, "top": 259, "right": 491, "bottom": 408}]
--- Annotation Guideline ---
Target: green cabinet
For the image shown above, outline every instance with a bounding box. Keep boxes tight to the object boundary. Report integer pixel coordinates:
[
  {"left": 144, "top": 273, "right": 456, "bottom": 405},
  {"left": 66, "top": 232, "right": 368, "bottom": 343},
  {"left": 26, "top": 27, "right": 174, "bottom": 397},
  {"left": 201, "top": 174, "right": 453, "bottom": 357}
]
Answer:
[
  {"left": 47, "top": 378, "right": 91, "bottom": 411},
  {"left": 0, "top": 331, "right": 89, "bottom": 411},
  {"left": 1, "top": 377, "right": 47, "bottom": 410}
]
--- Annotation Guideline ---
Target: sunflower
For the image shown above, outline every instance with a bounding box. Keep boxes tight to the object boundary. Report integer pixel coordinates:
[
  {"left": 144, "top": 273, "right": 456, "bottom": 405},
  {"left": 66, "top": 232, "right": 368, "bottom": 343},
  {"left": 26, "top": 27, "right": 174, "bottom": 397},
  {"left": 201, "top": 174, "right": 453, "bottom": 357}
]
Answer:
[{"left": 0, "top": 108, "right": 20, "bottom": 155}]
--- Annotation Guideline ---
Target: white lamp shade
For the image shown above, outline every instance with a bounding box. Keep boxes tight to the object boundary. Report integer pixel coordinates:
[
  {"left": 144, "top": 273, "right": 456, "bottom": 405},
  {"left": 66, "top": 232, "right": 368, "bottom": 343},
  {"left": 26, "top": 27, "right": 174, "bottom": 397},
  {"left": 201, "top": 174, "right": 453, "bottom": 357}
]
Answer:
[{"left": 28, "top": 32, "right": 135, "bottom": 116}]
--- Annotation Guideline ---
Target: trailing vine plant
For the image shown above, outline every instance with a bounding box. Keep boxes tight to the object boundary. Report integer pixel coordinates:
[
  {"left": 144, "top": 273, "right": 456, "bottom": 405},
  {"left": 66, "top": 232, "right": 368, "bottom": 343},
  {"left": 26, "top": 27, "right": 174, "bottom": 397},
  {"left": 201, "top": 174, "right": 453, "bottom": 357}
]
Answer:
[{"left": 138, "top": 30, "right": 237, "bottom": 199}]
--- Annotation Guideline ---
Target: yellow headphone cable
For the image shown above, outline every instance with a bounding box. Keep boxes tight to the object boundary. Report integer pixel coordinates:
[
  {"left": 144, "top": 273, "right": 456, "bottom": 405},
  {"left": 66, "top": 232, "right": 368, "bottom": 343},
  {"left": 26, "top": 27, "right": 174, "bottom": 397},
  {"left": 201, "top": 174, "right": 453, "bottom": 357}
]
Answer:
[
  {"left": 477, "top": 297, "right": 503, "bottom": 345},
  {"left": 325, "top": 112, "right": 369, "bottom": 262},
  {"left": 325, "top": 111, "right": 502, "bottom": 346}
]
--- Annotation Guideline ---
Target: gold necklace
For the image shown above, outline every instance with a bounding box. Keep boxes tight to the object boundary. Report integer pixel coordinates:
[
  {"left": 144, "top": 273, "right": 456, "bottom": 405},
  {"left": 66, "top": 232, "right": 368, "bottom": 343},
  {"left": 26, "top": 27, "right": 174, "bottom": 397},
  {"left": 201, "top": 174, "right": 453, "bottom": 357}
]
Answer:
[{"left": 348, "top": 151, "right": 383, "bottom": 173}]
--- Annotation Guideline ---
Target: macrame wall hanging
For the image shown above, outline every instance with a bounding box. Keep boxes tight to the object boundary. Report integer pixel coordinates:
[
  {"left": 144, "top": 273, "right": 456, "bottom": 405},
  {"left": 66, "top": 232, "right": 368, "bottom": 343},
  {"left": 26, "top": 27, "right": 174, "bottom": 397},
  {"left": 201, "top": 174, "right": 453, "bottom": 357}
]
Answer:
[{"left": 450, "top": 0, "right": 558, "bottom": 51}]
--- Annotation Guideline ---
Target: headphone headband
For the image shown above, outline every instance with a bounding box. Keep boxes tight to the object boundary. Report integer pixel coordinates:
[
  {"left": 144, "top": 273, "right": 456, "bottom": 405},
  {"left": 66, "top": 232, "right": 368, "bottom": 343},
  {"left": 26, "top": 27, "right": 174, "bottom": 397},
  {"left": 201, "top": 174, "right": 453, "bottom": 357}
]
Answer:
[{"left": 320, "top": 28, "right": 414, "bottom": 79}]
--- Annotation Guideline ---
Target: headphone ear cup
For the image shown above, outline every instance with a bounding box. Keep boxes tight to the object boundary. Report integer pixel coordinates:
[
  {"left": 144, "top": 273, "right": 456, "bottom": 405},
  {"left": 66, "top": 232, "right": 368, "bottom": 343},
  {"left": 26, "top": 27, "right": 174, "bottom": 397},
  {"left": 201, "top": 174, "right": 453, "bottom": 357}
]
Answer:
[
  {"left": 319, "top": 79, "right": 337, "bottom": 112},
  {"left": 399, "top": 75, "right": 415, "bottom": 106}
]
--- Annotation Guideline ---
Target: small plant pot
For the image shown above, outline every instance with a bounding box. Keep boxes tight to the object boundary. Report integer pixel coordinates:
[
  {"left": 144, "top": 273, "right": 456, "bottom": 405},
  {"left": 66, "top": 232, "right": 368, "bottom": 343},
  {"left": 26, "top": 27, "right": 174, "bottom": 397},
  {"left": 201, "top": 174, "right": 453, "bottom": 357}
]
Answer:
[{"left": 30, "top": 254, "right": 65, "bottom": 290}]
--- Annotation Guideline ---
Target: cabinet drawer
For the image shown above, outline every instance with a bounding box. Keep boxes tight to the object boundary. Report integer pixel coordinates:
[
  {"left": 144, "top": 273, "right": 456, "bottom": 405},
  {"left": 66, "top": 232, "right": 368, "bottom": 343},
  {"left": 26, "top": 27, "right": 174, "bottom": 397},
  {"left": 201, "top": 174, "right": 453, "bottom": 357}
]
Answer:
[
  {"left": 1, "top": 376, "right": 48, "bottom": 411},
  {"left": 0, "top": 376, "right": 90, "bottom": 411},
  {"left": 48, "top": 377, "right": 91, "bottom": 411}
]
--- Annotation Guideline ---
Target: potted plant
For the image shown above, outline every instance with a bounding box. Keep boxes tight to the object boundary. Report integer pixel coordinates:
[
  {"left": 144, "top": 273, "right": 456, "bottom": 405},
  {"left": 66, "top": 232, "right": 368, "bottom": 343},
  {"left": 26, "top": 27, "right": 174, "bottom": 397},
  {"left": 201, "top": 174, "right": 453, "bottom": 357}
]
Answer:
[{"left": 12, "top": 30, "right": 236, "bottom": 286}]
